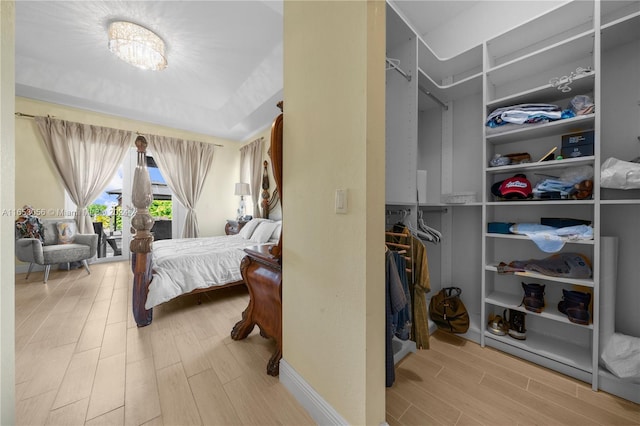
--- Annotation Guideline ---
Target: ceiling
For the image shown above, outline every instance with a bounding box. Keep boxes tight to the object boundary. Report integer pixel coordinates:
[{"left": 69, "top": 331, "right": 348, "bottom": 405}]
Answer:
[{"left": 15, "top": 1, "right": 473, "bottom": 142}]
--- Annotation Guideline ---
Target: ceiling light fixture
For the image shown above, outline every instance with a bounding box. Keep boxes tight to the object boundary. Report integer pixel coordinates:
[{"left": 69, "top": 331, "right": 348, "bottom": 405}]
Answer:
[{"left": 108, "top": 21, "right": 167, "bottom": 71}]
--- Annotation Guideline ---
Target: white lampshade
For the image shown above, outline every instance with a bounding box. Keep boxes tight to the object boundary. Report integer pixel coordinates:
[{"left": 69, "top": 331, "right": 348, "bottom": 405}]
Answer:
[{"left": 234, "top": 183, "right": 251, "bottom": 196}]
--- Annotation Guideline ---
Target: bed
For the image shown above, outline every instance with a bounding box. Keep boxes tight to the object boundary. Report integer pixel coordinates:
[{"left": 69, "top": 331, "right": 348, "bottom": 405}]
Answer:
[{"left": 129, "top": 136, "right": 281, "bottom": 327}]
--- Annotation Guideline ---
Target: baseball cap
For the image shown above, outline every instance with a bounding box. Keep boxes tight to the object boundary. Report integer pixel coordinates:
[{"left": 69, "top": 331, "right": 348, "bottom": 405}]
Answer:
[{"left": 492, "top": 174, "right": 532, "bottom": 199}]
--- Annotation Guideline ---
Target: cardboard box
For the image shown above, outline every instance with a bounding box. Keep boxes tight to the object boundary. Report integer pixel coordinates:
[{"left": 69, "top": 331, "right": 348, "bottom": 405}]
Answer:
[{"left": 562, "top": 130, "right": 594, "bottom": 147}]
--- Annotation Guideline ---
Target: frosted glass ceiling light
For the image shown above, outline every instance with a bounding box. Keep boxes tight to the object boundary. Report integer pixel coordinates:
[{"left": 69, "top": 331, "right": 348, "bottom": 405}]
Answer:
[{"left": 108, "top": 21, "right": 167, "bottom": 71}]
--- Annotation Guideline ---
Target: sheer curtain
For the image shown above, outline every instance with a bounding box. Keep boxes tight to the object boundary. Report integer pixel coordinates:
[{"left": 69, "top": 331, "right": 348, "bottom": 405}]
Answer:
[
  {"left": 35, "top": 117, "right": 132, "bottom": 234},
  {"left": 146, "top": 135, "right": 216, "bottom": 238},
  {"left": 239, "top": 137, "right": 264, "bottom": 218}
]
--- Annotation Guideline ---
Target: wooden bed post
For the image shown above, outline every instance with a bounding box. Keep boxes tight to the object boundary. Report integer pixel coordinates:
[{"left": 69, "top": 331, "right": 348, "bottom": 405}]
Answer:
[
  {"left": 130, "top": 135, "right": 155, "bottom": 327},
  {"left": 269, "top": 101, "right": 283, "bottom": 258},
  {"left": 261, "top": 160, "right": 270, "bottom": 219}
]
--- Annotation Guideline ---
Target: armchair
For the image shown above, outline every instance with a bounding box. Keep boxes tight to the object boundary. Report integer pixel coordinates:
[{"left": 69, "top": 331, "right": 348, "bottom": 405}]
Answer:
[{"left": 16, "top": 218, "right": 98, "bottom": 283}]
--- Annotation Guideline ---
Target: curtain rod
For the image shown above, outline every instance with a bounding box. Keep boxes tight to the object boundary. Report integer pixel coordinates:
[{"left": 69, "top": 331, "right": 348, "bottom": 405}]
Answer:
[
  {"left": 418, "top": 85, "right": 448, "bottom": 110},
  {"left": 15, "top": 112, "right": 36, "bottom": 118},
  {"left": 135, "top": 131, "right": 224, "bottom": 147}
]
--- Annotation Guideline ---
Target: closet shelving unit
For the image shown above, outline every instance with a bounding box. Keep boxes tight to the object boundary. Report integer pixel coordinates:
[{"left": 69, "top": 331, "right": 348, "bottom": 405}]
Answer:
[
  {"left": 481, "top": 0, "right": 640, "bottom": 399},
  {"left": 481, "top": 0, "right": 601, "bottom": 389},
  {"left": 386, "top": 0, "right": 640, "bottom": 403}
]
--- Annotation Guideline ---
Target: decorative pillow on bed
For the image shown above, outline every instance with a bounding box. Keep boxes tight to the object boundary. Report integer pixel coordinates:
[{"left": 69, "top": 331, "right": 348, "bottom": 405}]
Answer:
[
  {"left": 250, "top": 221, "right": 280, "bottom": 243},
  {"left": 238, "top": 218, "right": 271, "bottom": 240}
]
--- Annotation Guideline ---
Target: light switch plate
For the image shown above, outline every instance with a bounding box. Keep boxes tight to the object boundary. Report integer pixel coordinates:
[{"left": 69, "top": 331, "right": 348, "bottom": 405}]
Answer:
[{"left": 335, "top": 189, "right": 347, "bottom": 214}]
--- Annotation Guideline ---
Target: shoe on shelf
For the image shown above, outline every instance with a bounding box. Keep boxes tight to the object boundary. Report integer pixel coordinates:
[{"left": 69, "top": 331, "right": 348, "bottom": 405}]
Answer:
[
  {"left": 521, "top": 282, "right": 545, "bottom": 313},
  {"left": 487, "top": 314, "right": 508, "bottom": 336},
  {"left": 504, "top": 309, "right": 526, "bottom": 340},
  {"left": 558, "top": 289, "right": 591, "bottom": 325}
]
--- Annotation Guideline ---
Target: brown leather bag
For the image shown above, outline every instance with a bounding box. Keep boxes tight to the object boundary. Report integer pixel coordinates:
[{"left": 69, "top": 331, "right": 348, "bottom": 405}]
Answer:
[{"left": 429, "top": 287, "right": 470, "bottom": 333}]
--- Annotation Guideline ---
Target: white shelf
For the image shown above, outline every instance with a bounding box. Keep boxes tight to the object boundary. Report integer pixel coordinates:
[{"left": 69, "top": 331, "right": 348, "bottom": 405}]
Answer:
[
  {"left": 486, "top": 31, "right": 595, "bottom": 89},
  {"left": 486, "top": 1, "right": 594, "bottom": 67},
  {"left": 485, "top": 264, "right": 594, "bottom": 287},
  {"left": 486, "top": 114, "right": 595, "bottom": 145},
  {"left": 485, "top": 233, "right": 594, "bottom": 246},
  {"left": 600, "top": 199, "right": 640, "bottom": 205},
  {"left": 601, "top": 10, "right": 640, "bottom": 50},
  {"left": 418, "top": 68, "right": 482, "bottom": 107},
  {"left": 486, "top": 199, "right": 595, "bottom": 207},
  {"left": 484, "top": 330, "right": 593, "bottom": 373},
  {"left": 485, "top": 291, "right": 594, "bottom": 329},
  {"left": 417, "top": 37, "right": 483, "bottom": 84},
  {"left": 486, "top": 72, "right": 595, "bottom": 111},
  {"left": 485, "top": 156, "right": 595, "bottom": 175}
]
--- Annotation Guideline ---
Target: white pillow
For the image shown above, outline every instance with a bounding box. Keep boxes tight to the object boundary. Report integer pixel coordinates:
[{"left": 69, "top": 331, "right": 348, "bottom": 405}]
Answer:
[
  {"left": 251, "top": 221, "right": 280, "bottom": 244},
  {"left": 238, "top": 218, "right": 271, "bottom": 239},
  {"left": 269, "top": 221, "right": 282, "bottom": 242}
]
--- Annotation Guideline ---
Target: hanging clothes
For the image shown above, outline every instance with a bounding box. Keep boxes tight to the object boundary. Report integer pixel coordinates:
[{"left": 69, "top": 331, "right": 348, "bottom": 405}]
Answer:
[
  {"left": 385, "top": 248, "right": 407, "bottom": 387},
  {"left": 385, "top": 224, "right": 432, "bottom": 350},
  {"left": 391, "top": 251, "right": 411, "bottom": 340},
  {"left": 410, "top": 235, "right": 431, "bottom": 349}
]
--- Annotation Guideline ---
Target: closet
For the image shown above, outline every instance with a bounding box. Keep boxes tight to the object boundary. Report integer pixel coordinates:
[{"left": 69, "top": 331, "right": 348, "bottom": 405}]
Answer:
[{"left": 385, "top": 0, "right": 640, "bottom": 404}]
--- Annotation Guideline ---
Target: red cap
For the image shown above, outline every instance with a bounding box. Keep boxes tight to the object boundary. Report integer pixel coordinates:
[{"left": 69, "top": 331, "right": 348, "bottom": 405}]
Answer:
[{"left": 499, "top": 176, "right": 532, "bottom": 198}]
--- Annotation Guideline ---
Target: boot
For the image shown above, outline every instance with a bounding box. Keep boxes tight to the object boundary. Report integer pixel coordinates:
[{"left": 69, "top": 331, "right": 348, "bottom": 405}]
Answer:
[
  {"left": 558, "top": 289, "right": 591, "bottom": 325},
  {"left": 504, "top": 309, "right": 526, "bottom": 340},
  {"left": 521, "top": 282, "right": 545, "bottom": 313}
]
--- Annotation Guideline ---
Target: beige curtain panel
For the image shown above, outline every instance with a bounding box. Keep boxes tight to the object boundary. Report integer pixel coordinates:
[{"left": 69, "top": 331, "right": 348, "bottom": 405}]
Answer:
[
  {"left": 239, "top": 137, "right": 264, "bottom": 218},
  {"left": 146, "top": 135, "right": 216, "bottom": 238},
  {"left": 35, "top": 117, "right": 133, "bottom": 234}
]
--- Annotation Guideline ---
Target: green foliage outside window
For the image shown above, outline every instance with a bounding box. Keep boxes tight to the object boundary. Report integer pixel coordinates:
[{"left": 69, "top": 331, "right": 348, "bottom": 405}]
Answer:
[
  {"left": 89, "top": 200, "right": 172, "bottom": 232},
  {"left": 150, "top": 200, "right": 172, "bottom": 219}
]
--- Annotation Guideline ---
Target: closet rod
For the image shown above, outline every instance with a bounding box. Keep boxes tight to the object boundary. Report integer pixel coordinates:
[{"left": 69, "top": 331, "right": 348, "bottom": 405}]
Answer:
[
  {"left": 419, "top": 206, "right": 448, "bottom": 213},
  {"left": 386, "top": 58, "right": 411, "bottom": 82},
  {"left": 418, "top": 85, "right": 448, "bottom": 110},
  {"left": 386, "top": 208, "right": 411, "bottom": 216}
]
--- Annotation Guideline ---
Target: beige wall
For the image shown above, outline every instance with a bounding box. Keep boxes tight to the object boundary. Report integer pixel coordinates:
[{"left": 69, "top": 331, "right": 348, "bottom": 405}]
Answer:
[
  {"left": 0, "top": 2, "right": 16, "bottom": 424},
  {"left": 283, "top": 1, "right": 386, "bottom": 424},
  {"left": 14, "top": 97, "right": 242, "bottom": 241}
]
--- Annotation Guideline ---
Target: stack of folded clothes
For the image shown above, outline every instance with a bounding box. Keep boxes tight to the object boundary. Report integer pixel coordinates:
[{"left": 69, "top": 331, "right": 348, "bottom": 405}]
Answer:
[{"left": 486, "top": 103, "right": 563, "bottom": 128}]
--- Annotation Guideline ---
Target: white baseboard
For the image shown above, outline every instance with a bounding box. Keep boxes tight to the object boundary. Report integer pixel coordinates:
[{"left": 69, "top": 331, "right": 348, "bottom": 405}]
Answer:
[{"left": 279, "top": 358, "right": 348, "bottom": 425}]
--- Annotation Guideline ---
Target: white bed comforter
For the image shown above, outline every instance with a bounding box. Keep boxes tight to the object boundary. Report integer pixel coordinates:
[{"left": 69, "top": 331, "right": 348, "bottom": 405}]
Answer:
[{"left": 146, "top": 234, "right": 260, "bottom": 309}]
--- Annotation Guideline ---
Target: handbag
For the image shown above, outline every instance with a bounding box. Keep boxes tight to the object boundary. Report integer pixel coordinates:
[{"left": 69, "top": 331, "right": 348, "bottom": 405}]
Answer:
[{"left": 429, "top": 287, "right": 470, "bottom": 333}]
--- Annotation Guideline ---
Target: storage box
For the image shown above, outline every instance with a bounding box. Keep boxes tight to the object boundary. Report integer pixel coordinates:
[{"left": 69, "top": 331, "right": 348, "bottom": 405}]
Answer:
[
  {"left": 441, "top": 192, "right": 477, "bottom": 204},
  {"left": 488, "top": 222, "right": 514, "bottom": 234},
  {"left": 541, "top": 218, "right": 591, "bottom": 228},
  {"left": 561, "top": 144, "right": 594, "bottom": 158},
  {"left": 562, "top": 130, "right": 594, "bottom": 147}
]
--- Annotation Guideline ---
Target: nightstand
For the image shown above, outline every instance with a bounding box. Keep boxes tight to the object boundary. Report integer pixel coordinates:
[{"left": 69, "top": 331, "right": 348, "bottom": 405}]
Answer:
[{"left": 225, "top": 219, "right": 248, "bottom": 235}]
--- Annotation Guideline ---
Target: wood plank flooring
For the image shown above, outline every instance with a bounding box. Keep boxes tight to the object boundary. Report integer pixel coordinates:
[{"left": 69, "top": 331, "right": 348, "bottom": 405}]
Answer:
[
  {"left": 387, "top": 331, "right": 640, "bottom": 426},
  {"left": 15, "top": 261, "right": 314, "bottom": 426},
  {"left": 14, "top": 261, "right": 639, "bottom": 425}
]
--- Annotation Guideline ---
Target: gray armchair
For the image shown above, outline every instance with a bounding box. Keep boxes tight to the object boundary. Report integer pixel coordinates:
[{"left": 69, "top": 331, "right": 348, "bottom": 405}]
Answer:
[{"left": 16, "top": 218, "right": 98, "bottom": 283}]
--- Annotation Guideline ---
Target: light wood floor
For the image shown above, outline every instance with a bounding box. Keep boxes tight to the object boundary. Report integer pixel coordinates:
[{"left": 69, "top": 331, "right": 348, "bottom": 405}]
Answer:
[
  {"left": 387, "top": 332, "right": 640, "bottom": 426},
  {"left": 14, "top": 261, "right": 314, "bottom": 426},
  {"left": 14, "top": 261, "right": 639, "bottom": 425}
]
